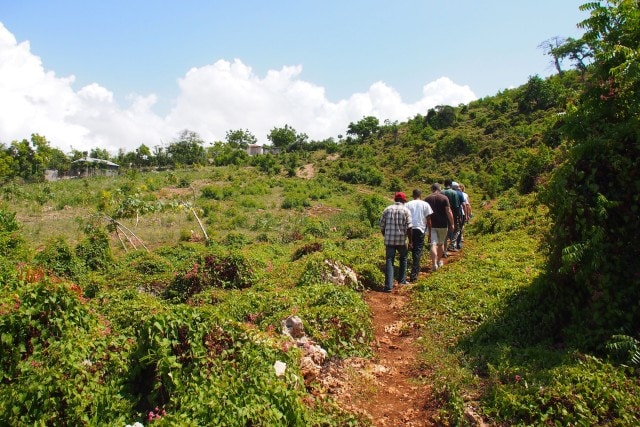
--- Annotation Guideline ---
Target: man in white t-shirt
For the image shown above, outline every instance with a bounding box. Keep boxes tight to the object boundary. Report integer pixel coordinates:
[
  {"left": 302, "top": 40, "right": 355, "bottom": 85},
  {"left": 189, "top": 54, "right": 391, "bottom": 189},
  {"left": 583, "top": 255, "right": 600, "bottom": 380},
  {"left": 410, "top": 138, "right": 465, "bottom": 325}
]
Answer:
[{"left": 405, "top": 189, "right": 434, "bottom": 283}]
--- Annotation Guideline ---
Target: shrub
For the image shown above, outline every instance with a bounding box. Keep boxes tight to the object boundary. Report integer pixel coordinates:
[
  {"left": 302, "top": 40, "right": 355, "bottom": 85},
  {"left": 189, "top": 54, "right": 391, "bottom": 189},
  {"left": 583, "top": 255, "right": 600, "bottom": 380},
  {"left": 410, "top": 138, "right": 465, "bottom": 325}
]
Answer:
[
  {"left": 483, "top": 354, "right": 640, "bottom": 426},
  {"left": 299, "top": 284, "right": 372, "bottom": 358},
  {"left": 282, "top": 195, "right": 310, "bottom": 209},
  {"left": 200, "top": 185, "right": 222, "bottom": 200},
  {"left": 302, "top": 218, "right": 329, "bottom": 238},
  {"left": 388, "top": 176, "right": 404, "bottom": 192},
  {"left": 355, "top": 263, "right": 384, "bottom": 291},
  {"left": 164, "top": 251, "right": 256, "bottom": 302},
  {"left": 292, "top": 242, "right": 323, "bottom": 261},
  {"left": 222, "top": 232, "right": 250, "bottom": 249},
  {"left": 360, "top": 194, "right": 388, "bottom": 228},
  {"left": 34, "top": 236, "right": 85, "bottom": 280},
  {"left": 343, "top": 223, "right": 372, "bottom": 240},
  {"left": 0, "top": 276, "right": 134, "bottom": 426},
  {"left": 120, "top": 250, "right": 173, "bottom": 275},
  {"left": 335, "top": 163, "right": 383, "bottom": 186},
  {"left": 75, "top": 224, "right": 114, "bottom": 271},
  {"left": 0, "top": 207, "right": 26, "bottom": 260},
  {"left": 297, "top": 258, "right": 328, "bottom": 287}
]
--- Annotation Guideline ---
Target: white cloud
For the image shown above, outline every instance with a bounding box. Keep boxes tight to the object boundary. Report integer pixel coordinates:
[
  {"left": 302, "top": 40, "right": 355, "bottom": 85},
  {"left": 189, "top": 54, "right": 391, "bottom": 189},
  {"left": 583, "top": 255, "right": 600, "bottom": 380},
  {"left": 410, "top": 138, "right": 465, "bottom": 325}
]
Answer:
[{"left": 0, "top": 22, "right": 477, "bottom": 155}]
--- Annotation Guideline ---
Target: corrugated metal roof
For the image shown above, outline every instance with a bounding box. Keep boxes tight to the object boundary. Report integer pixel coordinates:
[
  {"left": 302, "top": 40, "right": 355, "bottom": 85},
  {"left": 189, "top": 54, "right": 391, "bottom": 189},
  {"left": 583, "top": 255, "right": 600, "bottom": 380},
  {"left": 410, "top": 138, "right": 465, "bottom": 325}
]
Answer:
[{"left": 71, "top": 157, "right": 119, "bottom": 167}]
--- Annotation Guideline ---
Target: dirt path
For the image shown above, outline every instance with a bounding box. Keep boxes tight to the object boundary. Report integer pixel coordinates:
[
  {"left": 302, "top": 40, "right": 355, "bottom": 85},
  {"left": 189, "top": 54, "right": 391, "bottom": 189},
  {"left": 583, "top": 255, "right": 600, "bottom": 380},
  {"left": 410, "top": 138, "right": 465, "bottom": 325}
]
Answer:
[
  {"left": 358, "top": 282, "right": 437, "bottom": 426},
  {"left": 319, "top": 250, "right": 464, "bottom": 425}
]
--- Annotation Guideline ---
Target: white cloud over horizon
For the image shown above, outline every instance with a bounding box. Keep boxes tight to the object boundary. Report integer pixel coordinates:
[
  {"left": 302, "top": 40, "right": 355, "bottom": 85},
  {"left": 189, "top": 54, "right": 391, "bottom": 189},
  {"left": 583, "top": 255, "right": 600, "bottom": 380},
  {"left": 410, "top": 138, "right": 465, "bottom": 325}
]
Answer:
[{"left": 0, "top": 23, "right": 477, "bottom": 155}]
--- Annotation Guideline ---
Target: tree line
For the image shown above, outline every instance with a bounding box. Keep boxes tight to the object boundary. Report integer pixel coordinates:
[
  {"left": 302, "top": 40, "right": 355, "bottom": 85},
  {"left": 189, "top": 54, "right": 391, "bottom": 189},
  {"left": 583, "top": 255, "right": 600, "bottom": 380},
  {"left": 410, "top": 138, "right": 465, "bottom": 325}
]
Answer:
[{"left": 1, "top": 113, "right": 412, "bottom": 183}]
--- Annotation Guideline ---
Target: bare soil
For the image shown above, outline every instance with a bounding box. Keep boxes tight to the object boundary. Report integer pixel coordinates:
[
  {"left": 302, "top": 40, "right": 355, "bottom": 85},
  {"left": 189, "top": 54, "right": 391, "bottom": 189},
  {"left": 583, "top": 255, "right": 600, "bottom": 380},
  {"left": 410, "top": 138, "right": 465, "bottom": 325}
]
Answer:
[
  {"left": 317, "top": 250, "right": 465, "bottom": 426},
  {"left": 297, "top": 163, "right": 316, "bottom": 179}
]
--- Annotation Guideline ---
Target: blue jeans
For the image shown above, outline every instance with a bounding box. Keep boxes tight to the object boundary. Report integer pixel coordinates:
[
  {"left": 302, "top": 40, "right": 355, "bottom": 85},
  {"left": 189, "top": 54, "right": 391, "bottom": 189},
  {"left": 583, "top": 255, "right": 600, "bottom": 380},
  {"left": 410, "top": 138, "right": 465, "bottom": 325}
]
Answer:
[
  {"left": 385, "top": 244, "right": 408, "bottom": 290},
  {"left": 410, "top": 229, "right": 425, "bottom": 281}
]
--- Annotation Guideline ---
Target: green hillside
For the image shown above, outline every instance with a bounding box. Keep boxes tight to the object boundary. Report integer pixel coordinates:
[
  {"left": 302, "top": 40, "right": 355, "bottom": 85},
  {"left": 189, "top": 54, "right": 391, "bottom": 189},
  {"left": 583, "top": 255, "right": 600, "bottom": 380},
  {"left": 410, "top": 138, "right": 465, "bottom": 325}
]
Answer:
[{"left": 1, "top": 1, "right": 639, "bottom": 425}]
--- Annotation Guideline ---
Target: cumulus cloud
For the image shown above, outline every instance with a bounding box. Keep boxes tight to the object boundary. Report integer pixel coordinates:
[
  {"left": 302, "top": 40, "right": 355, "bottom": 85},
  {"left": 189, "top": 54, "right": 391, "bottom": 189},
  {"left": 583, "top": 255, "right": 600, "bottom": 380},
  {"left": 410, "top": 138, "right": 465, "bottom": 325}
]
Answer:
[{"left": 0, "top": 22, "right": 477, "bottom": 154}]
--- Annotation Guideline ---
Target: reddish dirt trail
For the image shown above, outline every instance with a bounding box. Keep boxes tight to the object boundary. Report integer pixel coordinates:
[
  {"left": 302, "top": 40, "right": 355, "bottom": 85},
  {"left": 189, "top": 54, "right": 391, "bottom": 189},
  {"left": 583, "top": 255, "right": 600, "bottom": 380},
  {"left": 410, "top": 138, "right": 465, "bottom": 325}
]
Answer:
[
  {"left": 359, "top": 281, "right": 437, "bottom": 426},
  {"left": 316, "top": 250, "right": 465, "bottom": 425}
]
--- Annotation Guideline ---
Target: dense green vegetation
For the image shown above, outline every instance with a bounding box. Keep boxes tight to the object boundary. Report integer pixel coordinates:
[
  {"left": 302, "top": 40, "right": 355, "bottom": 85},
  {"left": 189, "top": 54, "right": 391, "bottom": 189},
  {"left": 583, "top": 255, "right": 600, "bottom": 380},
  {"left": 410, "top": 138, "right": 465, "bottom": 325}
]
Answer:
[{"left": 1, "top": 1, "right": 639, "bottom": 425}]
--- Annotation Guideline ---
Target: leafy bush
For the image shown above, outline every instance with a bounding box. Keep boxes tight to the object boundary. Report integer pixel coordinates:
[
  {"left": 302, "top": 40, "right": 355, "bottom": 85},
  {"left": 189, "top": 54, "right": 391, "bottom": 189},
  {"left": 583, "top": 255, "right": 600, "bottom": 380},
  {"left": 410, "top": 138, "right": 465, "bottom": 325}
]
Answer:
[
  {"left": 335, "top": 162, "right": 383, "bottom": 186},
  {"left": 34, "top": 236, "right": 85, "bottom": 280},
  {"left": 128, "top": 308, "right": 313, "bottom": 426},
  {"left": 537, "top": 0, "right": 640, "bottom": 352},
  {"left": 354, "top": 262, "right": 384, "bottom": 291},
  {"left": 0, "top": 207, "right": 26, "bottom": 260},
  {"left": 343, "top": 223, "right": 372, "bottom": 240},
  {"left": 75, "top": 224, "right": 114, "bottom": 271},
  {"left": 483, "top": 354, "right": 640, "bottom": 425},
  {"left": 607, "top": 335, "right": 640, "bottom": 367},
  {"left": 292, "top": 242, "right": 323, "bottom": 261},
  {"left": 0, "top": 276, "right": 133, "bottom": 426},
  {"left": 300, "top": 284, "right": 372, "bottom": 358},
  {"left": 297, "top": 258, "right": 329, "bottom": 287},
  {"left": 302, "top": 218, "right": 330, "bottom": 238},
  {"left": 222, "top": 232, "right": 250, "bottom": 249},
  {"left": 164, "top": 251, "right": 256, "bottom": 302},
  {"left": 120, "top": 250, "right": 174, "bottom": 275},
  {"left": 200, "top": 185, "right": 222, "bottom": 200},
  {"left": 360, "top": 194, "right": 387, "bottom": 228},
  {"left": 282, "top": 194, "right": 310, "bottom": 209}
]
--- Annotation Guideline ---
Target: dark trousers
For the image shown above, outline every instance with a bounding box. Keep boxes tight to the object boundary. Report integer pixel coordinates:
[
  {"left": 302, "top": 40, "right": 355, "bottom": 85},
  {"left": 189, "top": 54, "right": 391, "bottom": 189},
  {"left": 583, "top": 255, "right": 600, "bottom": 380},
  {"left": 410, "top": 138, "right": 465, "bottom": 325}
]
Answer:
[
  {"left": 447, "top": 213, "right": 462, "bottom": 250},
  {"left": 455, "top": 221, "right": 464, "bottom": 249},
  {"left": 410, "top": 228, "right": 425, "bottom": 281}
]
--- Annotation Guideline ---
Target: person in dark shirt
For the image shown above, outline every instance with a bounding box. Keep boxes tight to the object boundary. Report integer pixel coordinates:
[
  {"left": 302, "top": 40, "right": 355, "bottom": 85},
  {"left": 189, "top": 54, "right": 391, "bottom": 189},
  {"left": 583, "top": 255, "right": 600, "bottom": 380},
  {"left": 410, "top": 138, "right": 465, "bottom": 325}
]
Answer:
[
  {"left": 424, "top": 183, "right": 454, "bottom": 271},
  {"left": 442, "top": 179, "right": 462, "bottom": 254}
]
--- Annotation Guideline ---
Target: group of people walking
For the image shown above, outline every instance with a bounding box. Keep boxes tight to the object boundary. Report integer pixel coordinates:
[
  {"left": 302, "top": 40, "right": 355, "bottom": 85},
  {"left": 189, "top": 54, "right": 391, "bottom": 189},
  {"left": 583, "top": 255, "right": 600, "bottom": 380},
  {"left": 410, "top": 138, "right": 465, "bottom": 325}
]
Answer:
[{"left": 379, "top": 179, "right": 471, "bottom": 292}]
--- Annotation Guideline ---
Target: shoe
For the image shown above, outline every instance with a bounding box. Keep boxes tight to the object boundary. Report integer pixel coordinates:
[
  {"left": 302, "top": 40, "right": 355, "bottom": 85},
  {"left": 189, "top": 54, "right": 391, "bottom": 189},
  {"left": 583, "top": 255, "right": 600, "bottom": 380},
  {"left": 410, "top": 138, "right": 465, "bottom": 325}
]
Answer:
[
  {"left": 432, "top": 264, "right": 438, "bottom": 272},
  {"left": 443, "top": 252, "right": 449, "bottom": 258},
  {"left": 447, "top": 246, "right": 458, "bottom": 252},
  {"left": 399, "top": 281, "right": 408, "bottom": 286},
  {"left": 438, "top": 260, "right": 444, "bottom": 268},
  {"left": 409, "top": 278, "right": 417, "bottom": 283},
  {"left": 383, "top": 288, "right": 392, "bottom": 293}
]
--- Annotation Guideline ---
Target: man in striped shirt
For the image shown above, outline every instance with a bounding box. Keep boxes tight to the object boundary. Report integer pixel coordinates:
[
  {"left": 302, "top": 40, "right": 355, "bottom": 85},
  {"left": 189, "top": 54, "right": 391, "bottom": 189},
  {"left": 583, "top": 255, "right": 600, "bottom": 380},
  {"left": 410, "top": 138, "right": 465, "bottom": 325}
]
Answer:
[{"left": 379, "top": 192, "right": 412, "bottom": 292}]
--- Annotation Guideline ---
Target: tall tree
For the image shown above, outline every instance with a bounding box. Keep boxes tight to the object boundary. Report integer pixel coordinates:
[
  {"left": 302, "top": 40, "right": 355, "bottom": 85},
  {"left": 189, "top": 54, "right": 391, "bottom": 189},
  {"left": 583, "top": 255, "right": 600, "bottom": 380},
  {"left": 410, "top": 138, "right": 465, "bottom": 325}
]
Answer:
[
  {"left": 426, "top": 105, "right": 456, "bottom": 129},
  {"left": 90, "top": 148, "right": 111, "bottom": 160},
  {"left": 542, "top": 0, "right": 640, "bottom": 349},
  {"left": 9, "top": 134, "right": 52, "bottom": 181},
  {"left": 225, "top": 129, "right": 257, "bottom": 149},
  {"left": 0, "top": 144, "right": 16, "bottom": 182},
  {"left": 47, "top": 147, "right": 71, "bottom": 175},
  {"left": 552, "top": 36, "right": 594, "bottom": 80},
  {"left": 516, "top": 75, "right": 559, "bottom": 112},
  {"left": 267, "top": 125, "right": 307, "bottom": 151},
  {"left": 135, "top": 144, "right": 152, "bottom": 166},
  {"left": 167, "top": 130, "right": 206, "bottom": 166},
  {"left": 346, "top": 116, "right": 380, "bottom": 142},
  {"left": 539, "top": 36, "right": 567, "bottom": 75}
]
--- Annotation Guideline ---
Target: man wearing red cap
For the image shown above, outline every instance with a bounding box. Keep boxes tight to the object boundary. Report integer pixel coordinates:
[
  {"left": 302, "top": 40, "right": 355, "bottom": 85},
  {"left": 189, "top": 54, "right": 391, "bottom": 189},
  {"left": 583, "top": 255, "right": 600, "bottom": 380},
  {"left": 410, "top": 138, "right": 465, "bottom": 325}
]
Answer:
[{"left": 379, "top": 192, "right": 412, "bottom": 292}]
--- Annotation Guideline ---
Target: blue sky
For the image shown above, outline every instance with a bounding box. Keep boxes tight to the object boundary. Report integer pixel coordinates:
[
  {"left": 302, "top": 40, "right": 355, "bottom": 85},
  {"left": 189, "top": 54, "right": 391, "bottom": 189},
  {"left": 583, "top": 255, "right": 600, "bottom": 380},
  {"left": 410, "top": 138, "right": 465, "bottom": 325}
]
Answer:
[{"left": 1, "top": 0, "right": 586, "bottom": 153}]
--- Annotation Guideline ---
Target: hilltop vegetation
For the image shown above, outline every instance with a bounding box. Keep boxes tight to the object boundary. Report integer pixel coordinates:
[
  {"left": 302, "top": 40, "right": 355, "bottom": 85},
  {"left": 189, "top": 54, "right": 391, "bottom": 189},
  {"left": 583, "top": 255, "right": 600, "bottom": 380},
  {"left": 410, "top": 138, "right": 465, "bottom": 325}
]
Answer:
[{"left": 1, "top": 1, "right": 639, "bottom": 425}]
